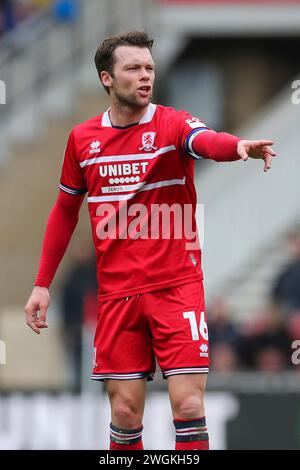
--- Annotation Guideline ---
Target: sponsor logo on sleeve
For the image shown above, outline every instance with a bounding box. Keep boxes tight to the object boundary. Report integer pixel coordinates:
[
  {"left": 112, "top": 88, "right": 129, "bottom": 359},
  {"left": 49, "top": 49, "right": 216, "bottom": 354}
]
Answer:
[{"left": 186, "top": 117, "right": 207, "bottom": 129}]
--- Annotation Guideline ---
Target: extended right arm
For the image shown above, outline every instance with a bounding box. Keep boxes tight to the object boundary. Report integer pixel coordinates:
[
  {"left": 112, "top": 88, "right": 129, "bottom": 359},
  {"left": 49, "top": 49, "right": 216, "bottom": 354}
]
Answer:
[{"left": 25, "top": 190, "right": 84, "bottom": 334}]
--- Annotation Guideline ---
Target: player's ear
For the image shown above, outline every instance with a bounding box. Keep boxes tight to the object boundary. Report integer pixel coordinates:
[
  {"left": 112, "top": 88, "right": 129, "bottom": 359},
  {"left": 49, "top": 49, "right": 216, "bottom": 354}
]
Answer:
[{"left": 100, "top": 71, "right": 113, "bottom": 89}]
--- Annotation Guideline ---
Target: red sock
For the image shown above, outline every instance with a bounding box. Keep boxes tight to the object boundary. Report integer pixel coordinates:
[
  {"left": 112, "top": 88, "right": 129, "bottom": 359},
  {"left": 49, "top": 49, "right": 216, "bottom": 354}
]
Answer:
[
  {"left": 110, "top": 440, "right": 144, "bottom": 450},
  {"left": 174, "top": 417, "right": 209, "bottom": 450},
  {"left": 109, "top": 423, "right": 144, "bottom": 451}
]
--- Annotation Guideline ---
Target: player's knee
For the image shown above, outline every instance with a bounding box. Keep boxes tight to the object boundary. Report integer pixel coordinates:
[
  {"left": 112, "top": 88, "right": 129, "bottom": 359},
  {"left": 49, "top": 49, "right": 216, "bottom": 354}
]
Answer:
[
  {"left": 174, "top": 394, "right": 205, "bottom": 420},
  {"left": 111, "top": 397, "right": 143, "bottom": 429}
]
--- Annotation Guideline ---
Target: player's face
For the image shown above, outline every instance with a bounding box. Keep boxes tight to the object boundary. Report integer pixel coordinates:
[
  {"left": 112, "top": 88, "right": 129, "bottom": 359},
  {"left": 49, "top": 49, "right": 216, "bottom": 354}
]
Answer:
[{"left": 106, "top": 46, "right": 155, "bottom": 108}]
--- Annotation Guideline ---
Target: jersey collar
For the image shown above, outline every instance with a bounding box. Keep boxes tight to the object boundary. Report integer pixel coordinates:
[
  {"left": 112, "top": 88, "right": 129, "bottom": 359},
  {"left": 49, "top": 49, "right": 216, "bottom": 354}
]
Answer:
[{"left": 101, "top": 103, "right": 157, "bottom": 127}]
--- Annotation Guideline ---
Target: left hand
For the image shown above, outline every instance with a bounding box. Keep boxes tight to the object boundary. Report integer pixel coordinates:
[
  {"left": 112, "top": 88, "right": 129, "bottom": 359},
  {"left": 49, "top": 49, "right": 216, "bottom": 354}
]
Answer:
[{"left": 237, "top": 139, "right": 277, "bottom": 172}]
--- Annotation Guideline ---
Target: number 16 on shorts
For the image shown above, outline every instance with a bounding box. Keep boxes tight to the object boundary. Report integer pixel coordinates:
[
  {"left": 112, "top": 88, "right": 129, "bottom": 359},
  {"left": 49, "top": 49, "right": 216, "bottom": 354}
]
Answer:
[{"left": 183, "top": 311, "right": 209, "bottom": 341}]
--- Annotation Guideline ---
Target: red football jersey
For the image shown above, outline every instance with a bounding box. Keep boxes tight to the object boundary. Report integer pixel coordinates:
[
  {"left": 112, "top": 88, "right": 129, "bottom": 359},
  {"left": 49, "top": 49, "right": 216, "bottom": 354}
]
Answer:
[{"left": 59, "top": 104, "right": 209, "bottom": 301}]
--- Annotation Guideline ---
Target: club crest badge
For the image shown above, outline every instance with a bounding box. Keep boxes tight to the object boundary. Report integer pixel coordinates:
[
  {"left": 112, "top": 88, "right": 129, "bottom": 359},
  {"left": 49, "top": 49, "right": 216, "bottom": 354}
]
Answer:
[{"left": 139, "top": 132, "right": 157, "bottom": 152}]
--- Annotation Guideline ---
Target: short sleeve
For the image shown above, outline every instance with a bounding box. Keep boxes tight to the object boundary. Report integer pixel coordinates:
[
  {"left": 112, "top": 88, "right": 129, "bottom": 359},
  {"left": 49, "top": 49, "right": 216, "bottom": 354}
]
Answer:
[
  {"left": 177, "top": 111, "right": 211, "bottom": 160},
  {"left": 59, "top": 131, "right": 87, "bottom": 195}
]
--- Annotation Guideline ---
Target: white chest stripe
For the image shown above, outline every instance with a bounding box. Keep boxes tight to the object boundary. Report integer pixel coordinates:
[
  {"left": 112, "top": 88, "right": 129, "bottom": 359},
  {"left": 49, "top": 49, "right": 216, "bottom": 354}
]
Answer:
[
  {"left": 87, "top": 177, "right": 186, "bottom": 203},
  {"left": 80, "top": 145, "right": 176, "bottom": 168}
]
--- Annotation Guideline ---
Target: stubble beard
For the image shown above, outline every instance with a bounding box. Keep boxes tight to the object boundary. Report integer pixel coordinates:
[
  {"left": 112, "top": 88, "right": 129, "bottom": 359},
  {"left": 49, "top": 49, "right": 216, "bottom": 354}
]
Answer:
[{"left": 114, "top": 88, "right": 152, "bottom": 111}]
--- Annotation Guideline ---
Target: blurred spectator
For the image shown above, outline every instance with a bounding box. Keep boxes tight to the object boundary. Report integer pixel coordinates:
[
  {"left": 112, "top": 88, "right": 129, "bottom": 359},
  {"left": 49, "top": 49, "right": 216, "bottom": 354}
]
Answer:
[
  {"left": 287, "top": 311, "right": 300, "bottom": 340},
  {"left": 53, "top": 0, "right": 78, "bottom": 22},
  {"left": 0, "top": 0, "right": 16, "bottom": 34},
  {"left": 208, "top": 296, "right": 242, "bottom": 371},
  {"left": 61, "top": 234, "right": 98, "bottom": 393},
  {"left": 271, "top": 231, "right": 300, "bottom": 316},
  {"left": 0, "top": 0, "right": 52, "bottom": 37},
  {"left": 210, "top": 343, "right": 239, "bottom": 373},
  {"left": 32, "top": 0, "right": 52, "bottom": 7},
  {"left": 255, "top": 347, "right": 288, "bottom": 372},
  {"left": 242, "top": 305, "right": 292, "bottom": 372}
]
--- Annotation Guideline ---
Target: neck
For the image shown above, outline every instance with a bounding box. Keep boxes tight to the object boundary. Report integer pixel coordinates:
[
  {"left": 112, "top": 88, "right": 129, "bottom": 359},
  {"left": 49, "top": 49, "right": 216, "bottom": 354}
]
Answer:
[{"left": 108, "top": 101, "right": 149, "bottom": 127}]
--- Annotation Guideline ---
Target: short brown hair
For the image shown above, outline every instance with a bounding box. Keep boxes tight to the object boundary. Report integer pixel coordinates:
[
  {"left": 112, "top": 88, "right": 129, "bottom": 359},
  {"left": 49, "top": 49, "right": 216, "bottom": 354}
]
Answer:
[{"left": 94, "top": 30, "right": 154, "bottom": 94}]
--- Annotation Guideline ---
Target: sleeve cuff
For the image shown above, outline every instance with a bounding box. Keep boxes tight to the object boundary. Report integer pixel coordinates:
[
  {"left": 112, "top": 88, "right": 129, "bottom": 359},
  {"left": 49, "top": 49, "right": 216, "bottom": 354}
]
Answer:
[{"left": 59, "top": 183, "right": 87, "bottom": 195}]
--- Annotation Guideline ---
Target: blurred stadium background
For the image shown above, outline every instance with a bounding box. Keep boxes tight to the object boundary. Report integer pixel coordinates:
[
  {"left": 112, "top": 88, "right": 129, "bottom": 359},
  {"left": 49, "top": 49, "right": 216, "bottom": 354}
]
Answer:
[{"left": 1, "top": 0, "right": 300, "bottom": 450}]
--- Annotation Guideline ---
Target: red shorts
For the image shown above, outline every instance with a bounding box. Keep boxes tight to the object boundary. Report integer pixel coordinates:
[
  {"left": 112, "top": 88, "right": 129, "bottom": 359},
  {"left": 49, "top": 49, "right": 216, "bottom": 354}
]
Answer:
[{"left": 91, "top": 280, "right": 209, "bottom": 381}]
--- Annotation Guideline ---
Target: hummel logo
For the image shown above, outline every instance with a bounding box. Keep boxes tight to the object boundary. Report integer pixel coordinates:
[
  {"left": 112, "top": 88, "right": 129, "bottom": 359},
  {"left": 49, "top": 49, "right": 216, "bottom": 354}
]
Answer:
[{"left": 89, "top": 141, "right": 101, "bottom": 154}]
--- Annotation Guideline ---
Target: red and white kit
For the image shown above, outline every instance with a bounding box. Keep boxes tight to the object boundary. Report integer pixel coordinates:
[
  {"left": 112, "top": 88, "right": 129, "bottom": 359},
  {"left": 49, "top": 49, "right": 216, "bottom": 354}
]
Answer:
[
  {"left": 38, "top": 103, "right": 241, "bottom": 380},
  {"left": 60, "top": 104, "right": 208, "bottom": 301},
  {"left": 92, "top": 280, "right": 209, "bottom": 381}
]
